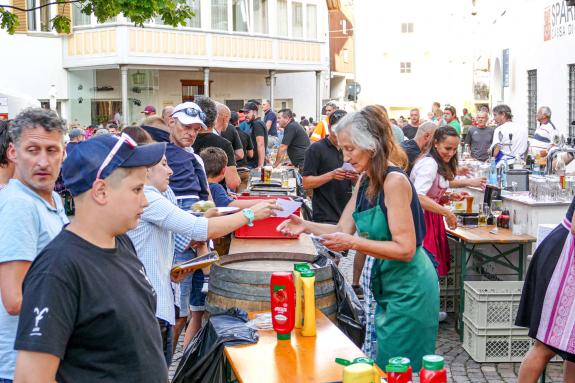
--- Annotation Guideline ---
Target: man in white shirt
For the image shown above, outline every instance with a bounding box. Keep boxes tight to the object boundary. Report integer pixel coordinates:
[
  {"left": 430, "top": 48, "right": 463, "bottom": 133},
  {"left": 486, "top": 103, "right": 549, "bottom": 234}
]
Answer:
[
  {"left": 530, "top": 106, "right": 558, "bottom": 157},
  {"left": 489, "top": 104, "right": 528, "bottom": 165}
]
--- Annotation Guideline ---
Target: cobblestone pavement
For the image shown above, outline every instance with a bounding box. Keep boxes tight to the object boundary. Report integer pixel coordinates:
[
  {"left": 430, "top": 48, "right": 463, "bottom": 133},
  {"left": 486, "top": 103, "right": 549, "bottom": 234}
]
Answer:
[{"left": 168, "top": 251, "right": 566, "bottom": 382}]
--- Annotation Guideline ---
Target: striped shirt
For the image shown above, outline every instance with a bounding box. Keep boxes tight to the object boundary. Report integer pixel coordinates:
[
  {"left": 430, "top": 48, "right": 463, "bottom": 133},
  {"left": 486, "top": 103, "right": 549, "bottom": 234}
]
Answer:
[{"left": 128, "top": 185, "right": 209, "bottom": 324}]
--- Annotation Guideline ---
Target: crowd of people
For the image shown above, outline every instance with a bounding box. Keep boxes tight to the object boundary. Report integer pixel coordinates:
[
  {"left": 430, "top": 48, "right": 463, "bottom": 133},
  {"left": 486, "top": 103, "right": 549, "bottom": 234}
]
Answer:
[{"left": 0, "top": 96, "right": 573, "bottom": 383}]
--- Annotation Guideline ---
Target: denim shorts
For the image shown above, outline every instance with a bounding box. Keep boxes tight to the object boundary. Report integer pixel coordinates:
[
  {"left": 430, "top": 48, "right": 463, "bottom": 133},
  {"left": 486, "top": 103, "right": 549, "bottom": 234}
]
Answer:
[{"left": 175, "top": 249, "right": 206, "bottom": 315}]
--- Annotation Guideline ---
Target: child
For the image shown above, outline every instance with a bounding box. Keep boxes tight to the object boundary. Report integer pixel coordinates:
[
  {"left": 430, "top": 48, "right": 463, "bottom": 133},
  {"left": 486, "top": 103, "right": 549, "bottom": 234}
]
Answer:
[{"left": 200, "top": 147, "right": 272, "bottom": 209}]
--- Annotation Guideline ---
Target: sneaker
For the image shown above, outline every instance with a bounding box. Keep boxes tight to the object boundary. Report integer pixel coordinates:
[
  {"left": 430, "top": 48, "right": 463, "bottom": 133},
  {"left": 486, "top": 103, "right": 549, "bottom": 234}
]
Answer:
[
  {"left": 439, "top": 311, "right": 448, "bottom": 322},
  {"left": 352, "top": 285, "right": 364, "bottom": 300}
]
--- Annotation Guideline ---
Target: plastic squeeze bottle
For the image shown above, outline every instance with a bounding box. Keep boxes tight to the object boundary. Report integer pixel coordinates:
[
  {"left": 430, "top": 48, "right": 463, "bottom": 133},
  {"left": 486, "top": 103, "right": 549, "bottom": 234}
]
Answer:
[
  {"left": 270, "top": 272, "right": 295, "bottom": 340},
  {"left": 300, "top": 269, "right": 316, "bottom": 337},
  {"left": 419, "top": 355, "right": 447, "bottom": 383},
  {"left": 293, "top": 263, "right": 310, "bottom": 329},
  {"left": 336, "top": 357, "right": 380, "bottom": 383},
  {"left": 386, "top": 357, "right": 413, "bottom": 383}
]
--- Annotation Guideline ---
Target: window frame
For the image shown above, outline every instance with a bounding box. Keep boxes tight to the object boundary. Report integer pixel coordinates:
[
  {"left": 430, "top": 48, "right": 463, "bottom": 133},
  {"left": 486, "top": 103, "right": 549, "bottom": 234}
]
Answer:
[
  {"left": 569, "top": 64, "right": 575, "bottom": 137},
  {"left": 291, "top": 1, "right": 303, "bottom": 39},
  {"left": 527, "top": 69, "right": 537, "bottom": 136},
  {"left": 401, "top": 22, "right": 414, "bottom": 34},
  {"left": 400, "top": 62, "right": 412, "bottom": 74},
  {"left": 27, "top": 0, "right": 57, "bottom": 33}
]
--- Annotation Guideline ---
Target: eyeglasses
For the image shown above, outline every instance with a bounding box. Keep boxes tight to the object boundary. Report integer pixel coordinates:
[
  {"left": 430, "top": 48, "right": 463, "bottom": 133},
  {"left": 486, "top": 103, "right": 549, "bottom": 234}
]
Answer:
[
  {"left": 96, "top": 133, "right": 137, "bottom": 180},
  {"left": 172, "top": 108, "right": 206, "bottom": 123}
]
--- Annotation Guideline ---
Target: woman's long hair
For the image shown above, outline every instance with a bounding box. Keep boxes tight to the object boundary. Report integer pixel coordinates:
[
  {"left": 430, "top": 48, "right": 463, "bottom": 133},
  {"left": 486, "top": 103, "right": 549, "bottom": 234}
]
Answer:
[
  {"left": 429, "top": 125, "right": 459, "bottom": 181},
  {"left": 333, "top": 105, "right": 407, "bottom": 201}
]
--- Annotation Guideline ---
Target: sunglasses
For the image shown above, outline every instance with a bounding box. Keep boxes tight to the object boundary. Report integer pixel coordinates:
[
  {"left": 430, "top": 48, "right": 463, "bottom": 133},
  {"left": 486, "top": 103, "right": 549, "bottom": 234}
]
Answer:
[
  {"left": 173, "top": 108, "right": 206, "bottom": 123},
  {"left": 96, "top": 133, "right": 137, "bottom": 180}
]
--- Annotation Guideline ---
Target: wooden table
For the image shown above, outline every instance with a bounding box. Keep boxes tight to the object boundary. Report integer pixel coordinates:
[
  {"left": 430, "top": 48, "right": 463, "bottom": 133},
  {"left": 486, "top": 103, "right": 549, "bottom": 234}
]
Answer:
[
  {"left": 229, "top": 234, "right": 318, "bottom": 256},
  {"left": 224, "top": 310, "right": 383, "bottom": 383},
  {"left": 446, "top": 226, "right": 536, "bottom": 339}
]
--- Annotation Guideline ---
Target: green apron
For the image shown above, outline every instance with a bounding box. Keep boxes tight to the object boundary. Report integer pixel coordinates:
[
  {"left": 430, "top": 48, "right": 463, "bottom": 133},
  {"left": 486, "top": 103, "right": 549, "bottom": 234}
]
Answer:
[{"left": 353, "top": 193, "right": 439, "bottom": 371}]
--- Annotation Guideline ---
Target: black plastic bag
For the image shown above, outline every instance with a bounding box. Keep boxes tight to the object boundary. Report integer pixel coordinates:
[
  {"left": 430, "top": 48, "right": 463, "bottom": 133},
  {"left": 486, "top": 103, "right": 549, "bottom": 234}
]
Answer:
[
  {"left": 329, "top": 262, "right": 366, "bottom": 348},
  {"left": 172, "top": 308, "right": 258, "bottom": 383}
]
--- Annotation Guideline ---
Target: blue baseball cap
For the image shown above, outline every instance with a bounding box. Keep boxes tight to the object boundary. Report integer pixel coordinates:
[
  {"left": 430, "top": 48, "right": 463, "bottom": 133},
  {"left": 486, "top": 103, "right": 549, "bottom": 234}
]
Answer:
[{"left": 63, "top": 134, "right": 166, "bottom": 196}]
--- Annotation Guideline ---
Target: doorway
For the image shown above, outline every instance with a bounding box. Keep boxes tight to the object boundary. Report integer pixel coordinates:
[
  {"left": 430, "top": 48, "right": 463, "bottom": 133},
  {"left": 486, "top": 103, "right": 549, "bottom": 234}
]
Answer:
[{"left": 181, "top": 80, "right": 212, "bottom": 102}]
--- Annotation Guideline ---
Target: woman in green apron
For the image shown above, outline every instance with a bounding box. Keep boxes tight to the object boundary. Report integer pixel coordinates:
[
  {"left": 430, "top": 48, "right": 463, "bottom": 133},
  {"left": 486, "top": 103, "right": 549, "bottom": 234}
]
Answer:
[{"left": 277, "top": 105, "right": 439, "bottom": 370}]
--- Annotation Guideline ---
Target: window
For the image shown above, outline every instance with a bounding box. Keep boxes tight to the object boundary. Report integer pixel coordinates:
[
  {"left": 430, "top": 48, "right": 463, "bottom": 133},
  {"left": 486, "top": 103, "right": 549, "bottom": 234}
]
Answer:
[
  {"left": 400, "top": 62, "right": 412, "bottom": 73},
  {"left": 306, "top": 4, "right": 317, "bottom": 40},
  {"left": 527, "top": 70, "right": 537, "bottom": 136},
  {"left": 27, "top": 0, "right": 52, "bottom": 32},
  {"left": 341, "top": 19, "right": 347, "bottom": 35},
  {"left": 569, "top": 65, "right": 575, "bottom": 137},
  {"left": 233, "top": 0, "right": 249, "bottom": 32},
  {"left": 72, "top": 2, "right": 91, "bottom": 26},
  {"left": 401, "top": 22, "right": 414, "bottom": 33},
  {"left": 212, "top": 0, "right": 228, "bottom": 31},
  {"left": 292, "top": 2, "right": 303, "bottom": 38},
  {"left": 253, "top": 0, "right": 268, "bottom": 34},
  {"left": 187, "top": 0, "right": 201, "bottom": 28},
  {"left": 342, "top": 48, "right": 349, "bottom": 63},
  {"left": 277, "top": 0, "right": 288, "bottom": 37}
]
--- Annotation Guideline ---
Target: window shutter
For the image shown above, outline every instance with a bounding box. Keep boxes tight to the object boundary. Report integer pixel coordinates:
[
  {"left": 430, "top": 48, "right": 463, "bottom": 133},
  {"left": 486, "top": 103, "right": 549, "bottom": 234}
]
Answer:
[{"left": 10, "top": 0, "right": 28, "bottom": 33}]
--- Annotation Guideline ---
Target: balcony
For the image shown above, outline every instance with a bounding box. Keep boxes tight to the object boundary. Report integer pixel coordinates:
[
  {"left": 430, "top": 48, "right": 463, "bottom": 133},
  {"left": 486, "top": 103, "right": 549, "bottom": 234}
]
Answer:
[{"left": 63, "top": 25, "right": 328, "bottom": 72}]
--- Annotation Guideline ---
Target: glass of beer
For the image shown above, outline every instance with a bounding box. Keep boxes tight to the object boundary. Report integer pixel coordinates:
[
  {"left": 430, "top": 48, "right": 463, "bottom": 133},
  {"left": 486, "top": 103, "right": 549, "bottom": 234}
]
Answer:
[
  {"left": 264, "top": 166, "right": 273, "bottom": 184},
  {"left": 465, "top": 195, "right": 474, "bottom": 214}
]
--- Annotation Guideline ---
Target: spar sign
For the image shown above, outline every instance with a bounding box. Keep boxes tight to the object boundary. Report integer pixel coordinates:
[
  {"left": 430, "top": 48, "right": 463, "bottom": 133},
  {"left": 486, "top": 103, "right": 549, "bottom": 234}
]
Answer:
[{"left": 544, "top": 1, "right": 575, "bottom": 41}]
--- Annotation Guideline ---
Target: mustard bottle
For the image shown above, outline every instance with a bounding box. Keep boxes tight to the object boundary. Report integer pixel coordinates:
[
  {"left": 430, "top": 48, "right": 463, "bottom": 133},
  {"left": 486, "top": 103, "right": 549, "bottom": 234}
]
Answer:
[
  {"left": 293, "top": 263, "right": 310, "bottom": 329},
  {"left": 336, "top": 357, "right": 380, "bottom": 383},
  {"left": 301, "top": 269, "right": 316, "bottom": 337}
]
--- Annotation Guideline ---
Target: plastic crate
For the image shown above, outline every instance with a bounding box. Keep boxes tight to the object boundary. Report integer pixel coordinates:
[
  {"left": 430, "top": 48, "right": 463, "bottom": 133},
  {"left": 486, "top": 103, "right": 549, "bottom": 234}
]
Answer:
[
  {"left": 463, "top": 317, "right": 532, "bottom": 362},
  {"left": 463, "top": 281, "right": 523, "bottom": 329},
  {"left": 234, "top": 196, "right": 300, "bottom": 239},
  {"left": 440, "top": 294, "right": 458, "bottom": 313}
]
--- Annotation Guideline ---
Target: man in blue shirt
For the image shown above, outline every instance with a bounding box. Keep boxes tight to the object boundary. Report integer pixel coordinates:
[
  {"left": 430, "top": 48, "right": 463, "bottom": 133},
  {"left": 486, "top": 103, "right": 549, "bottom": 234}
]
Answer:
[
  {"left": 0, "top": 108, "right": 69, "bottom": 382},
  {"left": 263, "top": 99, "right": 278, "bottom": 149}
]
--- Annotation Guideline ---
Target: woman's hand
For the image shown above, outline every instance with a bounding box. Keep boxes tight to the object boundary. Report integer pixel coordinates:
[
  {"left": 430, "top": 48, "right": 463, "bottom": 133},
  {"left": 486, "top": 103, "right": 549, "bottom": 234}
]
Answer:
[
  {"left": 457, "top": 166, "right": 472, "bottom": 177},
  {"left": 276, "top": 214, "right": 308, "bottom": 236},
  {"left": 445, "top": 211, "right": 458, "bottom": 230},
  {"left": 466, "top": 177, "right": 486, "bottom": 189},
  {"left": 251, "top": 201, "right": 282, "bottom": 221},
  {"left": 449, "top": 193, "right": 464, "bottom": 201},
  {"left": 319, "top": 232, "right": 357, "bottom": 252},
  {"left": 204, "top": 208, "right": 221, "bottom": 218}
]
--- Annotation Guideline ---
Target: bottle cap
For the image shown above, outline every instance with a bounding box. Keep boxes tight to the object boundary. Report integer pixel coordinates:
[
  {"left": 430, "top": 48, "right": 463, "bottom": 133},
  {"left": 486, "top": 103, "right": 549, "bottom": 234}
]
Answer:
[
  {"left": 422, "top": 355, "right": 444, "bottom": 371},
  {"left": 388, "top": 357, "right": 411, "bottom": 367},
  {"left": 352, "top": 357, "right": 373, "bottom": 365},
  {"left": 294, "top": 263, "right": 311, "bottom": 272},
  {"left": 300, "top": 269, "right": 315, "bottom": 278},
  {"left": 277, "top": 333, "right": 291, "bottom": 341}
]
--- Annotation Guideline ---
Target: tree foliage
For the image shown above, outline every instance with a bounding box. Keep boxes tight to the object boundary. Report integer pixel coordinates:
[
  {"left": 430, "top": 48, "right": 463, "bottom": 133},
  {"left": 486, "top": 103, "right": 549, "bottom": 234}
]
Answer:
[{"left": 0, "top": 0, "right": 195, "bottom": 35}]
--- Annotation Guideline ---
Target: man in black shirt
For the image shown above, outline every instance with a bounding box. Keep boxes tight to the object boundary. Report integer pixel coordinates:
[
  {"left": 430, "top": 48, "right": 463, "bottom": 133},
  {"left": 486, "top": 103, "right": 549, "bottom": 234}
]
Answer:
[
  {"left": 401, "top": 121, "right": 437, "bottom": 175},
  {"left": 221, "top": 117, "right": 244, "bottom": 163},
  {"left": 302, "top": 110, "right": 355, "bottom": 224},
  {"left": 402, "top": 108, "right": 421, "bottom": 140},
  {"left": 14, "top": 134, "right": 168, "bottom": 382},
  {"left": 242, "top": 102, "right": 268, "bottom": 168},
  {"left": 193, "top": 97, "right": 240, "bottom": 190},
  {"left": 273, "top": 108, "right": 310, "bottom": 169}
]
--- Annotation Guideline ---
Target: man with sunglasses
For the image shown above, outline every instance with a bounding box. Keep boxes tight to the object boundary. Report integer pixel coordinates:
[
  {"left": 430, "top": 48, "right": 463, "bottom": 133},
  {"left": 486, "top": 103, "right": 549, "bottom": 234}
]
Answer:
[{"left": 14, "top": 134, "right": 169, "bottom": 382}]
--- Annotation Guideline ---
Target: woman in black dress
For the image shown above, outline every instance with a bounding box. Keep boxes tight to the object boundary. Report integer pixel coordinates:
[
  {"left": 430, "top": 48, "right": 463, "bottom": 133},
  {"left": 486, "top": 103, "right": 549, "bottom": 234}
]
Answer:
[{"left": 516, "top": 197, "right": 575, "bottom": 383}]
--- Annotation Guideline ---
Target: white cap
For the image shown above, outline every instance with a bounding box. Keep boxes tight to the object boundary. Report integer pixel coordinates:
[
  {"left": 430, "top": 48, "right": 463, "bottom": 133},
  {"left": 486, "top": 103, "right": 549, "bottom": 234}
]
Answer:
[{"left": 171, "top": 102, "right": 207, "bottom": 128}]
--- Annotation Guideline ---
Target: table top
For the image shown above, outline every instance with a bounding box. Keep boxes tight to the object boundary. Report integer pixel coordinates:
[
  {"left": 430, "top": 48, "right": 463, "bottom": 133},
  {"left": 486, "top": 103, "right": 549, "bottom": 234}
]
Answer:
[
  {"left": 225, "top": 310, "right": 382, "bottom": 383},
  {"left": 229, "top": 234, "right": 318, "bottom": 256},
  {"left": 446, "top": 225, "right": 536, "bottom": 244}
]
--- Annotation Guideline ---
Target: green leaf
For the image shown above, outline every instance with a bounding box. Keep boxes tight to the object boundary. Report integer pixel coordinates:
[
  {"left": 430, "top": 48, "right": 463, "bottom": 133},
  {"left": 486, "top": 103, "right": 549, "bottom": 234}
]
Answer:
[
  {"left": 0, "top": 8, "right": 19, "bottom": 35},
  {"left": 51, "top": 14, "right": 71, "bottom": 34}
]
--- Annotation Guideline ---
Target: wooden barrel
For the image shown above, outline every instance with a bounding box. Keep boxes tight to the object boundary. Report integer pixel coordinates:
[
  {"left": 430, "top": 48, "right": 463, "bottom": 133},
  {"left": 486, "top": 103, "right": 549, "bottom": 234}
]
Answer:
[{"left": 206, "top": 252, "right": 337, "bottom": 321}]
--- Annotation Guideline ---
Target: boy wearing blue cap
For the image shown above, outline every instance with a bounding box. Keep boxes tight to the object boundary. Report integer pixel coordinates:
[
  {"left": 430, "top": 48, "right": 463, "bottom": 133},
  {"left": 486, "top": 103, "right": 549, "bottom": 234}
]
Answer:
[{"left": 13, "top": 134, "right": 169, "bottom": 383}]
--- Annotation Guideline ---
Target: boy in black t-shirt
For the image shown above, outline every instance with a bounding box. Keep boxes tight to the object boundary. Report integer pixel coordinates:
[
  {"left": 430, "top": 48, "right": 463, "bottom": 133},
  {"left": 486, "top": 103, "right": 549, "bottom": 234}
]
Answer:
[{"left": 14, "top": 134, "right": 168, "bottom": 383}]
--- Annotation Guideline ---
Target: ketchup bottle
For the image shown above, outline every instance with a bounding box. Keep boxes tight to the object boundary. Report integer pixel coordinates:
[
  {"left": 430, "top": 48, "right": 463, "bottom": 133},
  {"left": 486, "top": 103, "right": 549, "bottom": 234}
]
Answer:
[
  {"left": 420, "top": 355, "right": 447, "bottom": 383},
  {"left": 270, "top": 272, "right": 295, "bottom": 340},
  {"left": 386, "top": 357, "right": 413, "bottom": 383}
]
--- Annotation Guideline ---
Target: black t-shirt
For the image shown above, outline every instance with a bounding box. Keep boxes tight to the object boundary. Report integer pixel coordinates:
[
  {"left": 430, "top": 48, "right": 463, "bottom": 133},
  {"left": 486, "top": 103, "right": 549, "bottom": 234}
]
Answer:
[
  {"left": 248, "top": 118, "right": 268, "bottom": 167},
  {"left": 193, "top": 132, "right": 237, "bottom": 167},
  {"left": 221, "top": 124, "right": 243, "bottom": 154},
  {"left": 237, "top": 129, "right": 253, "bottom": 168},
  {"left": 302, "top": 137, "right": 353, "bottom": 224},
  {"left": 15, "top": 230, "right": 167, "bottom": 383},
  {"left": 281, "top": 120, "right": 311, "bottom": 167},
  {"left": 402, "top": 124, "right": 418, "bottom": 140},
  {"left": 401, "top": 139, "right": 421, "bottom": 175}
]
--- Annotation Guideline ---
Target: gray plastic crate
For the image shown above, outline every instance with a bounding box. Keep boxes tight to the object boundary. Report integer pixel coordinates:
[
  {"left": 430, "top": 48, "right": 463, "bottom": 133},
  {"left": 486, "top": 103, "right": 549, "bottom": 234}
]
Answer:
[{"left": 463, "top": 281, "right": 524, "bottom": 329}]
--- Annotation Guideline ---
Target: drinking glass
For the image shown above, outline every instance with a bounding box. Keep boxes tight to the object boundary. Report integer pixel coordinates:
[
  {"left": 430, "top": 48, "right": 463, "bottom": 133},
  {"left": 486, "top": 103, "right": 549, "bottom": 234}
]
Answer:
[
  {"left": 490, "top": 200, "right": 503, "bottom": 233},
  {"left": 478, "top": 203, "right": 489, "bottom": 226}
]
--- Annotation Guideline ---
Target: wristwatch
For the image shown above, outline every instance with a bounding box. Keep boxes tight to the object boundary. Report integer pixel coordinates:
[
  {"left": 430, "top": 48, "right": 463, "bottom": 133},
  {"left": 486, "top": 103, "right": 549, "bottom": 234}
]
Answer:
[{"left": 242, "top": 208, "right": 255, "bottom": 227}]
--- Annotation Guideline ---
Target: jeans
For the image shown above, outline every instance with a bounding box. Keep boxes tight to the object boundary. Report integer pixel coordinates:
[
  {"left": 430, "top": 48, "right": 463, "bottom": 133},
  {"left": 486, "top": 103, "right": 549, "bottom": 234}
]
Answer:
[{"left": 158, "top": 319, "right": 174, "bottom": 366}]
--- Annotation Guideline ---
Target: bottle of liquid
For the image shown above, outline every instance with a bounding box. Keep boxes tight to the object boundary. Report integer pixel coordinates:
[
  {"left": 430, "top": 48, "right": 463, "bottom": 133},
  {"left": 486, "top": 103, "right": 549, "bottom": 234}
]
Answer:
[
  {"left": 488, "top": 160, "right": 497, "bottom": 185},
  {"left": 293, "top": 263, "right": 310, "bottom": 329},
  {"left": 557, "top": 154, "right": 566, "bottom": 190},
  {"left": 336, "top": 357, "right": 380, "bottom": 383},
  {"left": 270, "top": 272, "right": 295, "bottom": 341},
  {"left": 301, "top": 269, "right": 316, "bottom": 337},
  {"left": 420, "top": 355, "right": 447, "bottom": 383},
  {"left": 386, "top": 357, "right": 413, "bottom": 383}
]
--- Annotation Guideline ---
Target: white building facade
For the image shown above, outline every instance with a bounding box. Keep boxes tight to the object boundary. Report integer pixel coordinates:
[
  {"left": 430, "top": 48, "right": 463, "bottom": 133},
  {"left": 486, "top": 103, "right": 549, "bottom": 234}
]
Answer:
[{"left": 0, "top": 0, "right": 330, "bottom": 125}]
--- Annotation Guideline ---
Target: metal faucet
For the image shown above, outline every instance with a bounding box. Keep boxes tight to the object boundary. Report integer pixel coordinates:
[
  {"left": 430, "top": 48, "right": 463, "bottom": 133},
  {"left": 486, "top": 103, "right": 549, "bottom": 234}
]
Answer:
[{"left": 545, "top": 135, "right": 575, "bottom": 174}]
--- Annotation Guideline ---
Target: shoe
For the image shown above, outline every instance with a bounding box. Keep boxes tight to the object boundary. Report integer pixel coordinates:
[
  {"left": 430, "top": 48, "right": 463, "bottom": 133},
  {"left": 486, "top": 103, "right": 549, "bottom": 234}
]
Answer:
[
  {"left": 439, "top": 311, "right": 448, "bottom": 322},
  {"left": 352, "top": 285, "right": 364, "bottom": 300}
]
